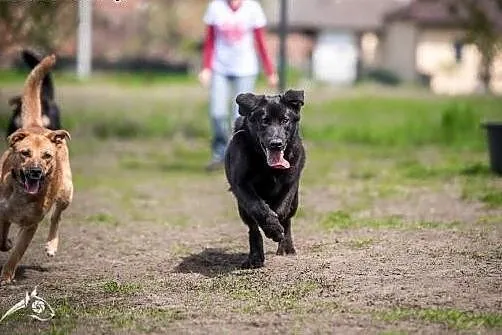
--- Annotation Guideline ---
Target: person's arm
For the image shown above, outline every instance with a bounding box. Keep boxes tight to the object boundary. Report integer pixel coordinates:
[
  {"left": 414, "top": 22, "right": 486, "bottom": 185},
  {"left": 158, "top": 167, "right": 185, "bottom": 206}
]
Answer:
[
  {"left": 202, "top": 25, "right": 215, "bottom": 70},
  {"left": 199, "top": 25, "right": 215, "bottom": 87},
  {"left": 254, "top": 27, "right": 274, "bottom": 76},
  {"left": 253, "top": 27, "right": 278, "bottom": 87}
]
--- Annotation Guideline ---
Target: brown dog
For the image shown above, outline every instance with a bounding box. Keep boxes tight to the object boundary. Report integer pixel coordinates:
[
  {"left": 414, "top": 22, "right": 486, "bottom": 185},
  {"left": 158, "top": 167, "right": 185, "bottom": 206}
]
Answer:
[{"left": 0, "top": 55, "right": 72, "bottom": 285}]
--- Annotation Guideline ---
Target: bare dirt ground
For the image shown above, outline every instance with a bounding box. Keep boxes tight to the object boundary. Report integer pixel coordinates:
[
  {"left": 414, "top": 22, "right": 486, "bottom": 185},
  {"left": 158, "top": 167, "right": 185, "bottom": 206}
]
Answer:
[
  {"left": 0, "top": 84, "right": 500, "bottom": 334},
  {"left": 0, "top": 137, "right": 499, "bottom": 335}
]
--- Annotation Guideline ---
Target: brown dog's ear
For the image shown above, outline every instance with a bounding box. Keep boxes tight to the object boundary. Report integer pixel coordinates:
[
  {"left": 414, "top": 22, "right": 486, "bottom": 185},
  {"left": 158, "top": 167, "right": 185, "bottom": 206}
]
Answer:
[
  {"left": 7, "top": 130, "right": 29, "bottom": 147},
  {"left": 282, "top": 89, "right": 304, "bottom": 110},
  {"left": 47, "top": 129, "right": 71, "bottom": 145},
  {"left": 236, "top": 93, "right": 263, "bottom": 116}
]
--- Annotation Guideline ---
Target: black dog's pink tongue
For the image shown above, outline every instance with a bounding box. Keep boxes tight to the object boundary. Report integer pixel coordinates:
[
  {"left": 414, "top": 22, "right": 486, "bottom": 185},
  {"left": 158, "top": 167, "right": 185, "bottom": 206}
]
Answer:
[
  {"left": 24, "top": 179, "right": 40, "bottom": 194},
  {"left": 266, "top": 149, "right": 290, "bottom": 169}
]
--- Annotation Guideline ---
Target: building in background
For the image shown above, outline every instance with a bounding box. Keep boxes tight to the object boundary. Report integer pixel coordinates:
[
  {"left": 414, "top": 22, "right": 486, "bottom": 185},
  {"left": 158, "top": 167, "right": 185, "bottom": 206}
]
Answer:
[
  {"left": 383, "top": 0, "right": 502, "bottom": 94},
  {"left": 263, "top": 0, "right": 411, "bottom": 84}
]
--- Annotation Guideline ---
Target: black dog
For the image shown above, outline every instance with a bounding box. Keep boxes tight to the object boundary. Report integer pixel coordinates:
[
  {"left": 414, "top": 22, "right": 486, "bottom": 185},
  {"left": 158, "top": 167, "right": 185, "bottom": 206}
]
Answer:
[
  {"left": 225, "top": 89, "right": 306, "bottom": 269},
  {"left": 7, "top": 50, "right": 62, "bottom": 135}
]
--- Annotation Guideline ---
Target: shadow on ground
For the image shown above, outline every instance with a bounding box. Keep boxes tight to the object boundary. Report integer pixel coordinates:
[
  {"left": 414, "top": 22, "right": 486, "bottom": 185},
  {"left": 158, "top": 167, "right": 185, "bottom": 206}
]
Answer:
[
  {"left": 0, "top": 264, "right": 49, "bottom": 282},
  {"left": 174, "top": 248, "right": 247, "bottom": 277}
]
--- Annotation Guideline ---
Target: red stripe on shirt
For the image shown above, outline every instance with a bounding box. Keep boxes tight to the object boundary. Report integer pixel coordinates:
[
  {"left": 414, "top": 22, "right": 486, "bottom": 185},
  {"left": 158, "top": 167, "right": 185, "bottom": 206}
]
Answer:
[
  {"left": 202, "top": 25, "right": 215, "bottom": 70},
  {"left": 254, "top": 27, "right": 274, "bottom": 76}
]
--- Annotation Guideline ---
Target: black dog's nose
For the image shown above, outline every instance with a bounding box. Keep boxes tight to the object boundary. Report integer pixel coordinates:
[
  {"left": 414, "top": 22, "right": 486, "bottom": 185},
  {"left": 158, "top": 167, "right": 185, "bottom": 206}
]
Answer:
[
  {"left": 27, "top": 167, "right": 43, "bottom": 180},
  {"left": 269, "top": 139, "right": 283, "bottom": 149}
]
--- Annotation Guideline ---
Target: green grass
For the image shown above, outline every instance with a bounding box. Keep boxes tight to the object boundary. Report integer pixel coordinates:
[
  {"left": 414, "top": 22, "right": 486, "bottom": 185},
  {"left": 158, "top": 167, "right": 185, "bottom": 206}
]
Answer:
[
  {"left": 1, "top": 81, "right": 500, "bottom": 149},
  {"left": 377, "top": 307, "right": 502, "bottom": 330},
  {"left": 302, "top": 96, "right": 500, "bottom": 149},
  {"left": 85, "top": 213, "right": 119, "bottom": 226},
  {"left": 0, "top": 69, "right": 194, "bottom": 87},
  {"left": 43, "top": 298, "right": 185, "bottom": 334},
  {"left": 348, "top": 238, "right": 375, "bottom": 249},
  {"left": 320, "top": 211, "right": 462, "bottom": 231},
  {"left": 461, "top": 177, "right": 502, "bottom": 208},
  {"left": 101, "top": 281, "right": 142, "bottom": 295},
  {"left": 208, "top": 274, "right": 321, "bottom": 315},
  {"left": 46, "top": 298, "right": 78, "bottom": 335}
]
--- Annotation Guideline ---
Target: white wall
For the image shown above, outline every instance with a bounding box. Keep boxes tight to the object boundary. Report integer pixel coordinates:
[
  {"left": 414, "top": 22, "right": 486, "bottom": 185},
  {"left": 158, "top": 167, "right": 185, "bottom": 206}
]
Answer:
[
  {"left": 382, "top": 20, "right": 418, "bottom": 81},
  {"left": 312, "top": 30, "right": 358, "bottom": 85}
]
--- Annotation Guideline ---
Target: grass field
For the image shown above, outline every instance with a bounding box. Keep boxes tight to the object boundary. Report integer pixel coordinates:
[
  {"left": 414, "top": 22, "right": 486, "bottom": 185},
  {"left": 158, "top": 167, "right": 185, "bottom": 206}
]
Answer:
[{"left": 0, "top": 74, "right": 501, "bottom": 334}]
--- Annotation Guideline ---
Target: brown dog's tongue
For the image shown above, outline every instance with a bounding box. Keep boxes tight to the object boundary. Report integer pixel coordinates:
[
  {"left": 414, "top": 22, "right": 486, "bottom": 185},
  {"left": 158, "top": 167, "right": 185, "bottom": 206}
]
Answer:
[
  {"left": 24, "top": 180, "right": 40, "bottom": 194},
  {"left": 266, "top": 149, "right": 290, "bottom": 169}
]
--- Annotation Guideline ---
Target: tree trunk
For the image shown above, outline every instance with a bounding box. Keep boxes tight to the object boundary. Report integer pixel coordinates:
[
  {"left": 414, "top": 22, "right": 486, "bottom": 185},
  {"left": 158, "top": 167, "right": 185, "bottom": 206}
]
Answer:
[{"left": 479, "top": 53, "right": 493, "bottom": 94}]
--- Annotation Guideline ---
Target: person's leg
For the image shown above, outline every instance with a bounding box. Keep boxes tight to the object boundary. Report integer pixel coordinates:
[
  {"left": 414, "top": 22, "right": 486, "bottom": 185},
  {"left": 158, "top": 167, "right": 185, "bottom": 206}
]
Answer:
[
  {"left": 231, "top": 75, "right": 257, "bottom": 121},
  {"left": 208, "top": 72, "right": 231, "bottom": 164}
]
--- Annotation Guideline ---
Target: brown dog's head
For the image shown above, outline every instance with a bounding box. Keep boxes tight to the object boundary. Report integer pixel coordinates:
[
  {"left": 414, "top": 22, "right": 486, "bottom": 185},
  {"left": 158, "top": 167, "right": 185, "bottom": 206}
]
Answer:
[{"left": 8, "top": 129, "right": 70, "bottom": 195}]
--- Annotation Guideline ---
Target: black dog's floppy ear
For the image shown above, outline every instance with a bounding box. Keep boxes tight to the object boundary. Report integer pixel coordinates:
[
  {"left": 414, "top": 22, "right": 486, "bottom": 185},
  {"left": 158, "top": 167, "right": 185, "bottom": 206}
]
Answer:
[
  {"left": 236, "top": 93, "right": 263, "bottom": 116},
  {"left": 283, "top": 89, "right": 304, "bottom": 110}
]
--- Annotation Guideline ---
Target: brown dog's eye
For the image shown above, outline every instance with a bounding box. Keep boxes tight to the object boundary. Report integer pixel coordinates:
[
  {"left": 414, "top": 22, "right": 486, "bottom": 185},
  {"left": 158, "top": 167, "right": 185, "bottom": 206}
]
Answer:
[
  {"left": 42, "top": 152, "right": 52, "bottom": 160},
  {"left": 20, "top": 149, "right": 31, "bottom": 157}
]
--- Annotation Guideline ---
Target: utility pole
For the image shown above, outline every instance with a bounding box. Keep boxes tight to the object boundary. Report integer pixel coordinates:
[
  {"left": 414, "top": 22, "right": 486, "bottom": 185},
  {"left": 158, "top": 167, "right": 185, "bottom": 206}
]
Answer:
[
  {"left": 77, "top": 0, "right": 92, "bottom": 79},
  {"left": 278, "top": 0, "right": 288, "bottom": 92}
]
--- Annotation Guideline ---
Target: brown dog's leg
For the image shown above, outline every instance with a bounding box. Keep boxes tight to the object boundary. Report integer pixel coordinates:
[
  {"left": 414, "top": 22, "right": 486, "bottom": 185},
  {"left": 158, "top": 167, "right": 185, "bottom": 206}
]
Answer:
[
  {"left": 0, "top": 221, "right": 13, "bottom": 252},
  {"left": 0, "top": 224, "right": 38, "bottom": 285},
  {"left": 46, "top": 201, "right": 68, "bottom": 257}
]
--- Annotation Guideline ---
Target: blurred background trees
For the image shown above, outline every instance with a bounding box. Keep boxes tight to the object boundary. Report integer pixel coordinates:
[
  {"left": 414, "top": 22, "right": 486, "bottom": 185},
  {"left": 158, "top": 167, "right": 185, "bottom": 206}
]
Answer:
[
  {"left": 446, "top": 0, "right": 502, "bottom": 92},
  {"left": 0, "top": 0, "right": 76, "bottom": 59}
]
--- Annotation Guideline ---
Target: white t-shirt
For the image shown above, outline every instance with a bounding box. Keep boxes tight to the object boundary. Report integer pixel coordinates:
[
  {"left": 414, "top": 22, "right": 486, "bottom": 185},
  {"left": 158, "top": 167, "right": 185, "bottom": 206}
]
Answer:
[{"left": 203, "top": 0, "right": 267, "bottom": 76}]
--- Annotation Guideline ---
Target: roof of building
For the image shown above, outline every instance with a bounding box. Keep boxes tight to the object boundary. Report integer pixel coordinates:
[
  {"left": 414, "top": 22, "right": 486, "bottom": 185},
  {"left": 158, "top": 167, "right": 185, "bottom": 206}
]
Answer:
[
  {"left": 264, "top": 0, "right": 411, "bottom": 31},
  {"left": 385, "top": 0, "right": 502, "bottom": 30}
]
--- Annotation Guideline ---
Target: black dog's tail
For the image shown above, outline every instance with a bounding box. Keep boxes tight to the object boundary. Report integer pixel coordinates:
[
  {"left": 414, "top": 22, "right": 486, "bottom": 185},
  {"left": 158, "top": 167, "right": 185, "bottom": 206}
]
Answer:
[{"left": 22, "top": 50, "right": 55, "bottom": 100}]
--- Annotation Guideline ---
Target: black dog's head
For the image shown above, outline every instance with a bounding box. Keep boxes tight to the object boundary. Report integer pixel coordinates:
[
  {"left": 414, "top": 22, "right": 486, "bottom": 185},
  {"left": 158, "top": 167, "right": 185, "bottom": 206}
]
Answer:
[{"left": 236, "top": 89, "right": 304, "bottom": 169}]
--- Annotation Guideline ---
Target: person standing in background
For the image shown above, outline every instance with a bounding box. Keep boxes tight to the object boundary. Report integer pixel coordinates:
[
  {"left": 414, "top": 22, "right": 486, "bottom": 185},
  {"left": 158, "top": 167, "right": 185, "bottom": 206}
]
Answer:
[{"left": 199, "top": 0, "right": 278, "bottom": 171}]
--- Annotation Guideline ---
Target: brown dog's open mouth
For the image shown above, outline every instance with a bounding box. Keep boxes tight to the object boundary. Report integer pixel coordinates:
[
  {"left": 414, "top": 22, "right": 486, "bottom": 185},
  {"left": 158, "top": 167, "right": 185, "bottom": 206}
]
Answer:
[
  {"left": 20, "top": 170, "right": 42, "bottom": 194},
  {"left": 265, "top": 148, "right": 290, "bottom": 169}
]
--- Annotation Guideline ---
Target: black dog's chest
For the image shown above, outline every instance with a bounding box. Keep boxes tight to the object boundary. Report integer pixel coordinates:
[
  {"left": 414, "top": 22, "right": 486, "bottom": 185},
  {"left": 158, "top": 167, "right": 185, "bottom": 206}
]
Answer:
[{"left": 251, "top": 173, "right": 286, "bottom": 199}]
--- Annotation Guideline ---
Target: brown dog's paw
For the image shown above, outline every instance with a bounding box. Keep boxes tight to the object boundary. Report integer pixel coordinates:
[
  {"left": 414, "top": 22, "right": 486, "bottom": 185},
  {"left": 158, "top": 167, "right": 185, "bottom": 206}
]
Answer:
[
  {"left": 45, "top": 241, "right": 57, "bottom": 257},
  {"left": 0, "top": 238, "right": 13, "bottom": 252},
  {"left": 0, "top": 274, "right": 15, "bottom": 286}
]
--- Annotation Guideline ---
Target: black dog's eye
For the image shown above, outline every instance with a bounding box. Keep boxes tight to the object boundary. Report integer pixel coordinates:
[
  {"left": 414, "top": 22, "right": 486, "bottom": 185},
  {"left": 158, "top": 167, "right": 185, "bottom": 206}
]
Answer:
[
  {"left": 280, "top": 117, "right": 289, "bottom": 124},
  {"left": 42, "top": 152, "right": 52, "bottom": 160},
  {"left": 20, "top": 149, "right": 31, "bottom": 157},
  {"left": 261, "top": 117, "right": 270, "bottom": 126}
]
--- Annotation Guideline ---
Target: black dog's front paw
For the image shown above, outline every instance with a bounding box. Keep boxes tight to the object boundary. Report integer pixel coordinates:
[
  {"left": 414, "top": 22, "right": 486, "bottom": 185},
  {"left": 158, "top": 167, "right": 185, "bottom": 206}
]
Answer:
[
  {"left": 0, "top": 238, "right": 12, "bottom": 252},
  {"left": 276, "top": 240, "right": 296, "bottom": 256},
  {"left": 241, "top": 254, "right": 264, "bottom": 269},
  {"left": 261, "top": 217, "right": 285, "bottom": 242}
]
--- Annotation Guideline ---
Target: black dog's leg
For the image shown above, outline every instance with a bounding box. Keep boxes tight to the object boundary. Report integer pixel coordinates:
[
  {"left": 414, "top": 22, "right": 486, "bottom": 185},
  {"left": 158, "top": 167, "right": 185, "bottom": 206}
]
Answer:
[
  {"left": 232, "top": 187, "right": 284, "bottom": 243},
  {"left": 239, "top": 207, "right": 265, "bottom": 268},
  {"left": 275, "top": 189, "right": 299, "bottom": 256},
  {"left": 276, "top": 218, "right": 296, "bottom": 256},
  {"left": 242, "top": 225, "right": 265, "bottom": 269}
]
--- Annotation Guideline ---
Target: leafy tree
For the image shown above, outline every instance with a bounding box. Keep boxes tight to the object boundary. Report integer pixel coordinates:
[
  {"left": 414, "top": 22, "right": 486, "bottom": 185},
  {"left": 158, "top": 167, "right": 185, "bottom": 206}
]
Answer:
[
  {"left": 0, "top": 1, "right": 76, "bottom": 56},
  {"left": 446, "top": 0, "right": 502, "bottom": 92}
]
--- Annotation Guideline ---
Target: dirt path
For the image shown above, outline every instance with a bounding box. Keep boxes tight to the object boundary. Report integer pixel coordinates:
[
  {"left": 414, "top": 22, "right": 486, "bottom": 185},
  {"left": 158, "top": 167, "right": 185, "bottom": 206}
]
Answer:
[{"left": 0, "top": 138, "right": 501, "bottom": 335}]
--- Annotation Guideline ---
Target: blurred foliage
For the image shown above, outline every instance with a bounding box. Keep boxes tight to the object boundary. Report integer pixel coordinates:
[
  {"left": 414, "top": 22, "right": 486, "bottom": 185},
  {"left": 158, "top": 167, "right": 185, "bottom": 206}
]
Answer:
[
  {"left": 92, "top": 0, "right": 206, "bottom": 61},
  {"left": 445, "top": 0, "right": 502, "bottom": 92},
  {"left": 359, "top": 68, "right": 401, "bottom": 86},
  {"left": 0, "top": 0, "right": 76, "bottom": 53}
]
